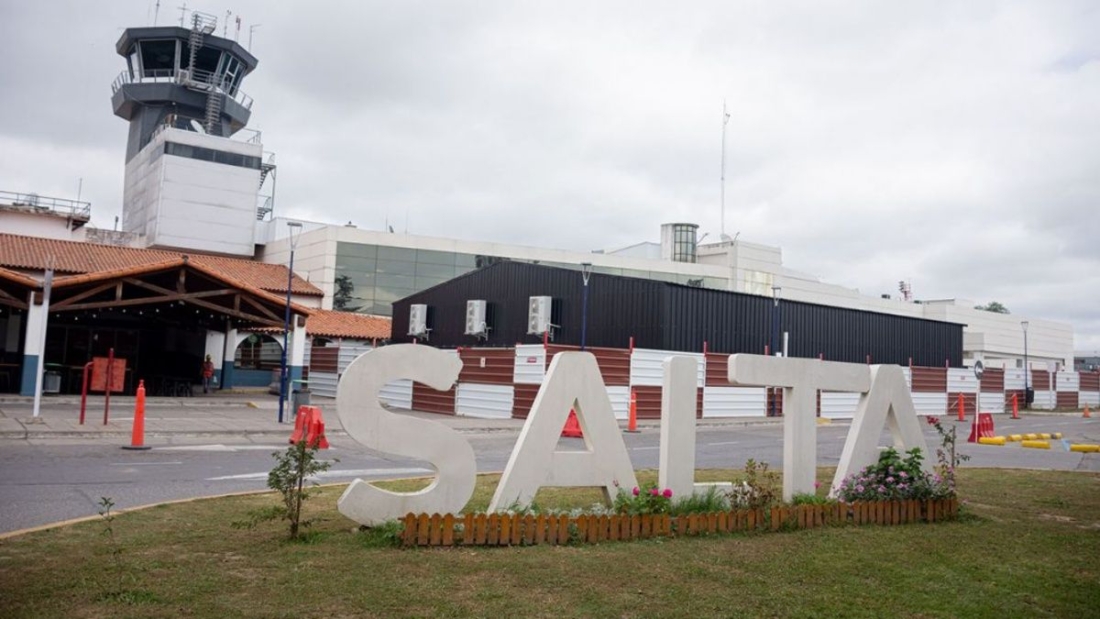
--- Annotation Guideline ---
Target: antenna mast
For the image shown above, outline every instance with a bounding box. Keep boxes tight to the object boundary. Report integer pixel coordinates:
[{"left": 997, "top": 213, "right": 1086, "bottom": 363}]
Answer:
[{"left": 720, "top": 99, "right": 731, "bottom": 236}]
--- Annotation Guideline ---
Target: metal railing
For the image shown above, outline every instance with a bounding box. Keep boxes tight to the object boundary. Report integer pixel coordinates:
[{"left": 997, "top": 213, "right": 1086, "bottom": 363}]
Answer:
[
  {"left": 110, "top": 69, "right": 254, "bottom": 110},
  {"left": 0, "top": 190, "right": 91, "bottom": 219}
]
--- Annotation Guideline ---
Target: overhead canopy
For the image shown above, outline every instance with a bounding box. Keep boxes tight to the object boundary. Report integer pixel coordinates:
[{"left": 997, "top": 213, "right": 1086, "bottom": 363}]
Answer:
[
  {"left": 0, "top": 266, "right": 36, "bottom": 310},
  {"left": 47, "top": 257, "right": 313, "bottom": 331}
]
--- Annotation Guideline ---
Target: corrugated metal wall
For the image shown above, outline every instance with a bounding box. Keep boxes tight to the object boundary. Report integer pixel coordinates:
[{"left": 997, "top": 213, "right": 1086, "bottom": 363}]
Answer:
[{"left": 391, "top": 261, "right": 964, "bottom": 366}]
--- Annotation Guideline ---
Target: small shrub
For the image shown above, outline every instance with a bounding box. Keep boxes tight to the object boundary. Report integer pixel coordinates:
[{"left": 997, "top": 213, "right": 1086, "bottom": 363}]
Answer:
[
  {"left": 790, "top": 492, "right": 834, "bottom": 506},
  {"left": 613, "top": 482, "right": 674, "bottom": 515},
  {"left": 835, "top": 447, "right": 953, "bottom": 502},
  {"left": 729, "top": 459, "right": 780, "bottom": 509},
  {"left": 235, "top": 441, "right": 334, "bottom": 539},
  {"left": 926, "top": 415, "right": 970, "bottom": 493},
  {"left": 671, "top": 485, "right": 730, "bottom": 515}
]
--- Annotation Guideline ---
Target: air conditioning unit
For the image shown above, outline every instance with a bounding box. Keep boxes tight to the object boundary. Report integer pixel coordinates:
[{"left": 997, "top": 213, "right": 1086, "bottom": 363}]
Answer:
[
  {"left": 408, "top": 304, "right": 429, "bottom": 338},
  {"left": 465, "top": 300, "right": 488, "bottom": 337},
  {"left": 527, "top": 296, "right": 552, "bottom": 335}
]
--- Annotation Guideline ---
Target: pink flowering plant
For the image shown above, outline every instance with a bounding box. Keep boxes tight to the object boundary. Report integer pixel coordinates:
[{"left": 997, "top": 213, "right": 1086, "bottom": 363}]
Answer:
[
  {"left": 613, "top": 482, "right": 674, "bottom": 515},
  {"left": 834, "top": 447, "right": 953, "bottom": 502}
]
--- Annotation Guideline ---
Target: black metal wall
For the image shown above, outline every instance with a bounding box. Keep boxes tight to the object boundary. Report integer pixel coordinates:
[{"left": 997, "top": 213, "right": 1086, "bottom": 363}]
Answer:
[{"left": 391, "top": 262, "right": 964, "bottom": 366}]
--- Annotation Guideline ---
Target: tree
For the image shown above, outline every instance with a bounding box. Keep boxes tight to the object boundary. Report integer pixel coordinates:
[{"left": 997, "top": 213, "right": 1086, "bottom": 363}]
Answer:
[
  {"left": 975, "top": 301, "right": 1009, "bottom": 314},
  {"left": 333, "top": 274, "right": 358, "bottom": 312}
]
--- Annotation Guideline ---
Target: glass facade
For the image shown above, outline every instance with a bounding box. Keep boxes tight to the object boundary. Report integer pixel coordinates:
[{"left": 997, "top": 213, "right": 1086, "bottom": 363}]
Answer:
[{"left": 334, "top": 242, "right": 729, "bottom": 317}]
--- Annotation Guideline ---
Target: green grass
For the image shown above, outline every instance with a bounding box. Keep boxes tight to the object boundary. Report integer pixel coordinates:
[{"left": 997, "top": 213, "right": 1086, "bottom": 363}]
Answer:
[{"left": 1, "top": 468, "right": 1098, "bottom": 618}]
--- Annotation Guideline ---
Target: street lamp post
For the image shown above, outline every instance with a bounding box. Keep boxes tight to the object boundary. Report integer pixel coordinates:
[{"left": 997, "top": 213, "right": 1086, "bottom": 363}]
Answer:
[
  {"left": 278, "top": 222, "right": 303, "bottom": 424},
  {"left": 1021, "top": 320, "right": 1029, "bottom": 410},
  {"left": 580, "top": 263, "right": 592, "bottom": 351},
  {"left": 770, "top": 285, "right": 782, "bottom": 417}
]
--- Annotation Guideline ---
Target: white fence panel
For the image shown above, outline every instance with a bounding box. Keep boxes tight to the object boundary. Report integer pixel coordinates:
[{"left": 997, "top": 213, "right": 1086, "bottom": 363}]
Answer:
[
  {"left": 947, "top": 368, "right": 979, "bottom": 393},
  {"left": 607, "top": 386, "right": 630, "bottom": 420},
  {"left": 456, "top": 383, "right": 514, "bottom": 419},
  {"left": 631, "top": 349, "right": 705, "bottom": 387},
  {"left": 1003, "top": 369, "right": 1026, "bottom": 390},
  {"left": 379, "top": 379, "right": 413, "bottom": 410},
  {"left": 338, "top": 341, "right": 375, "bottom": 373},
  {"left": 820, "top": 392, "right": 861, "bottom": 420},
  {"left": 1080, "top": 391, "right": 1100, "bottom": 407},
  {"left": 901, "top": 367, "right": 912, "bottom": 388},
  {"left": 1055, "top": 372, "right": 1079, "bottom": 392},
  {"left": 514, "top": 345, "right": 546, "bottom": 384},
  {"left": 911, "top": 393, "right": 947, "bottom": 416},
  {"left": 979, "top": 392, "right": 1005, "bottom": 414},
  {"left": 1032, "top": 390, "right": 1055, "bottom": 410},
  {"left": 702, "top": 386, "right": 766, "bottom": 418},
  {"left": 309, "top": 371, "right": 338, "bottom": 399}
]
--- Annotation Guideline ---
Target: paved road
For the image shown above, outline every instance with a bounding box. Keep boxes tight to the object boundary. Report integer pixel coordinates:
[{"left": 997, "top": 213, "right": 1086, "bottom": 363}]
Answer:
[{"left": 2, "top": 415, "right": 1097, "bottom": 535}]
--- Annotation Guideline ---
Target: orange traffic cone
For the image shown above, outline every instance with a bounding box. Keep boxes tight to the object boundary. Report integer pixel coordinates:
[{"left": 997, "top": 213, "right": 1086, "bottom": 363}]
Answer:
[
  {"left": 304, "top": 407, "right": 330, "bottom": 449},
  {"left": 122, "top": 379, "right": 151, "bottom": 451},
  {"left": 1085, "top": 406, "right": 1091, "bottom": 419},
  {"left": 289, "top": 406, "right": 314, "bottom": 444},
  {"left": 625, "top": 389, "right": 640, "bottom": 433},
  {"left": 561, "top": 409, "right": 583, "bottom": 438}
]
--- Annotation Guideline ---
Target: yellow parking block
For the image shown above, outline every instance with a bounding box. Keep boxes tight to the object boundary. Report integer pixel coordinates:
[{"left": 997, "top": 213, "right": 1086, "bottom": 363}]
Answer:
[
  {"left": 1069, "top": 444, "right": 1100, "bottom": 453},
  {"left": 1053, "top": 432, "right": 1063, "bottom": 439},
  {"left": 1021, "top": 440, "right": 1050, "bottom": 450},
  {"left": 978, "top": 436, "right": 1006, "bottom": 446},
  {"left": 1039, "top": 433, "right": 1052, "bottom": 440},
  {"left": 1008, "top": 434, "right": 1023, "bottom": 442},
  {"left": 1024, "top": 433, "right": 1039, "bottom": 440}
]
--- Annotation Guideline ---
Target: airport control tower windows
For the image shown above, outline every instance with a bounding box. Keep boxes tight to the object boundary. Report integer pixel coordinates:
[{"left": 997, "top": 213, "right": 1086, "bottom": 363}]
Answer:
[
  {"left": 181, "top": 43, "right": 223, "bottom": 75},
  {"left": 139, "top": 40, "right": 177, "bottom": 76}
]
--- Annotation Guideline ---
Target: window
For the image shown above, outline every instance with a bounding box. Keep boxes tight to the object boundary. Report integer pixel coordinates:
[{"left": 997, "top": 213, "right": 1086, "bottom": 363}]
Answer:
[
  {"left": 140, "top": 40, "right": 177, "bottom": 75},
  {"left": 163, "top": 142, "right": 261, "bottom": 169}
]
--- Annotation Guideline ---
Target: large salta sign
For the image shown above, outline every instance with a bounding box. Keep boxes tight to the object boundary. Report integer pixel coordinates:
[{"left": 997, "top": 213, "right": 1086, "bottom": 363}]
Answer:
[{"left": 335, "top": 345, "right": 932, "bottom": 526}]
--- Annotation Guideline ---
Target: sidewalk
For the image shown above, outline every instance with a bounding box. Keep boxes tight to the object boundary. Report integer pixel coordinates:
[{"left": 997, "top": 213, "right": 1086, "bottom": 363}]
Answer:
[{"left": 0, "top": 392, "right": 784, "bottom": 441}]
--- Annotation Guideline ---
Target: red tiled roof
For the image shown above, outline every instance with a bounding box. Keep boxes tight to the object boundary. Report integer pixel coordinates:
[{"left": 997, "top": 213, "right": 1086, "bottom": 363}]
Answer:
[
  {"left": 306, "top": 310, "right": 391, "bottom": 340},
  {"left": 0, "top": 233, "right": 323, "bottom": 296},
  {"left": 251, "top": 310, "right": 391, "bottom": 340}
]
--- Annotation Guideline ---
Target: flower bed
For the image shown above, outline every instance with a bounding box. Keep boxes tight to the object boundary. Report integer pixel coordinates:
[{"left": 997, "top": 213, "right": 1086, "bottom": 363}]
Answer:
[{"left": 400, "top": 498, "right": 959, "bottom": 547}]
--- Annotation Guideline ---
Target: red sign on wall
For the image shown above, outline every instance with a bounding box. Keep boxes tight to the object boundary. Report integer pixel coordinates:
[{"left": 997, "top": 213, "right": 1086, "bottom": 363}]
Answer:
[{"left": 91, "top": 357, "right": 127, "bottom": 393}]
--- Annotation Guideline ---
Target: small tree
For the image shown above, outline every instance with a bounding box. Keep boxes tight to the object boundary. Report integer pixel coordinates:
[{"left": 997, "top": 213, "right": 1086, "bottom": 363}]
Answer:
[
  {"left": 268, "top": 441, "right": 333, "bottom": 539},
  {"left": 333, "top": 275, "right": 358, "bottom": 312},
  {"left": 974, "top": 301, "right": 1009, "bottom": 314}
]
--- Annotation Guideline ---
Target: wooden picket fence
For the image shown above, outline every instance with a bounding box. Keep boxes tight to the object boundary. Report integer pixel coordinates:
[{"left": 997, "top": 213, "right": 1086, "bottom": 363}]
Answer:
[{"left": 400, "top": 498, "right": 958, "bottom": 547}]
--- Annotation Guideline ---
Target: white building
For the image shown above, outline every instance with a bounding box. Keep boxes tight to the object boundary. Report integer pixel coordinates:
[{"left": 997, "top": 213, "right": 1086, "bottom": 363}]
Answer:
[{"left": 257, "top": 219, "right": 1073, "bottom": 371}]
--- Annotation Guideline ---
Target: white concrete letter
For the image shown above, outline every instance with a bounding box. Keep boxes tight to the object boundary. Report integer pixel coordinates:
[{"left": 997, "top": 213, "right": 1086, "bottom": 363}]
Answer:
[
  {"left": 728, "top": 354, "right": 870, "bottom": 500},
  {"left": 658, "top": 356, "right": 732, "bottom": 499},
  {"left": 489, "top": 352, "right": 638, "bottom": 511},
  {"left": 336, "top": 344, "right": 476, "bottom": 525},
  {"left": 832, "top": 365, "right": 933, "bottom": 495}
]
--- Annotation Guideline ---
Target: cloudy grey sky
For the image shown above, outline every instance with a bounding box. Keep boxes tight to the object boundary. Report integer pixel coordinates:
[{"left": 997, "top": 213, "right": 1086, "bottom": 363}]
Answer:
[{"left": 1, "top": 1, "right": 1098, "bottom": 350}]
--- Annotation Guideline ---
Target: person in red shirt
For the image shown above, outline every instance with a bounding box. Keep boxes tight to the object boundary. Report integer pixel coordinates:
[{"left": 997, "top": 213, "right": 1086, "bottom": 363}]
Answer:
[{"left": 201, "top": 355, "right": 216, "bottom": 394}]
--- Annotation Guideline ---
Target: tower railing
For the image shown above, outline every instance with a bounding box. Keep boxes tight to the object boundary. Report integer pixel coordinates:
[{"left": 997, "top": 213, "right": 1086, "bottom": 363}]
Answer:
[
  {"left": 0, "top": 190, "right": 91, "bottom": 219},
  {"left": 110, "top": 69, "right": 253, "bottom": 110}
]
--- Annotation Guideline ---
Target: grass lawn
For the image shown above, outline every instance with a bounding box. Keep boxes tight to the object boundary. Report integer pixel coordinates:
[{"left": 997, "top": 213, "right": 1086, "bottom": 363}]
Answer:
[{"left": 1, "top": 468, "right": 1098, "bottom": 618}]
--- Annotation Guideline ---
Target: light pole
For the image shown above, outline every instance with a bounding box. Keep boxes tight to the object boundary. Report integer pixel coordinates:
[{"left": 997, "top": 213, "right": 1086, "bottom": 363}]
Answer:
[
  {"left": 770, "top": 285, "right": 781, "bottom": 417},
  {"left": 1021, "top": 320, "right": 1029, "bottom": 410},
  {"left": 278, "top": 221, "right": 303, "bottom": 424},
  {"left": 580, "top": 262, "right": 592, "bottom": 350}
]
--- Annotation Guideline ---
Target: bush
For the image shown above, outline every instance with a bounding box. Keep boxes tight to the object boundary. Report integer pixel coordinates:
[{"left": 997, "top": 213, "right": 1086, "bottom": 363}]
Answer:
[
  {"left": 834, "top": 448, "right": 952, "bottom": 502},
  {"left": 614, "top": 482, "right": 674, "bottom": 515},
  {"left": 671, "top": 485, "right": 730, "bottom": 515},
  {"left": 728, "top": 459, "right": 780, "bottom": 509}
]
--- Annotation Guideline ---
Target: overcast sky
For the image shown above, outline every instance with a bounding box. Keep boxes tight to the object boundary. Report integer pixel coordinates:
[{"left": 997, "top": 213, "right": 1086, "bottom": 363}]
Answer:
[{"left": 1, "top": 1, "right": 1097, "bottom": 351}]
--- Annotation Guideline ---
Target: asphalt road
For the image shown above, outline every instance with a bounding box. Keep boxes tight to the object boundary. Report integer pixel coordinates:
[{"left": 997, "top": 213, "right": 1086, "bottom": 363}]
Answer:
[{"left": 2, "top": 416, "right": 1097, "bottom": 535}]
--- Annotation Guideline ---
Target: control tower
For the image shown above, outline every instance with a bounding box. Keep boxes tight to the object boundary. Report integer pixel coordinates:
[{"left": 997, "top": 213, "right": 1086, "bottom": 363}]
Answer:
[{"left": 111, "top": 11, "right": 276, "bottom": 257}]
